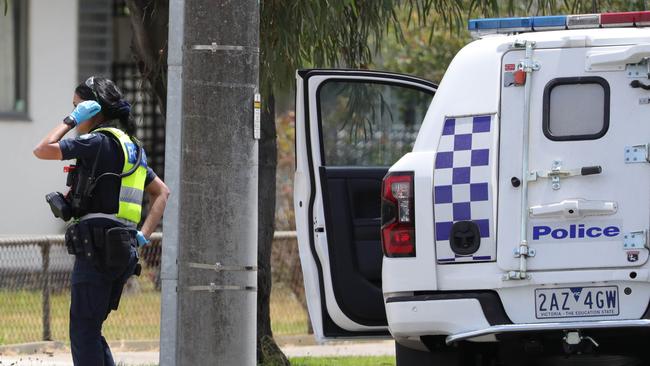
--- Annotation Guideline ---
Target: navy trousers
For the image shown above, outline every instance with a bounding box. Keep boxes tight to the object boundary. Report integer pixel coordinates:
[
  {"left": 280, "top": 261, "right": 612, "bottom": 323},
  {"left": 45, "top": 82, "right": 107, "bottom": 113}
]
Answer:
[{"left": 69, "top": 221, "right": 137, "bottom": 366}]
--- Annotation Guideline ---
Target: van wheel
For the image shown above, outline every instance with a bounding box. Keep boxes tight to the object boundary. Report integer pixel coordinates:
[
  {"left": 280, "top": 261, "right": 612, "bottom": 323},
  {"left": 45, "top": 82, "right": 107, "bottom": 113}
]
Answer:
[{"left": 395, "top": 341, "right": 462, "bottom": 366}]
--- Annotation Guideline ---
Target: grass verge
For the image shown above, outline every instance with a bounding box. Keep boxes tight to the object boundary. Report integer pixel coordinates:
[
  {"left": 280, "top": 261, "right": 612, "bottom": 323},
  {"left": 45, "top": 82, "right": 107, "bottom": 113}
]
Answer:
[{"left": 1, "top": 273, "right": 309, "bottom": 344}]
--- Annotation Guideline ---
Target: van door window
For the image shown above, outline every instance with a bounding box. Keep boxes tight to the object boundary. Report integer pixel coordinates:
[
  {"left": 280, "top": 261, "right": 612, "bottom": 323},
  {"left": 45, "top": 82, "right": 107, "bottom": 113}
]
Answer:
[
  {"left": 542, "top": 76, "right": 610, "bottom": 141},
  {"left": 317, "top": 81, "right": 433, "bottom": 166}
]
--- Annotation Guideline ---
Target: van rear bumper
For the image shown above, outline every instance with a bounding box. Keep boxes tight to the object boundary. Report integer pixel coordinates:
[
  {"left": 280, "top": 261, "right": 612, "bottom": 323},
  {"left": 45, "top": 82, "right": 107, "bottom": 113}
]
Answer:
[
  {"left": 446, "top": 319, "right": 650, "bottom": 344},
  {"left": 386, "top": 291, "right": 510, "bottom": 340},
  {"left": 386, "top": 292, "right": 650, "bottom": 345}
]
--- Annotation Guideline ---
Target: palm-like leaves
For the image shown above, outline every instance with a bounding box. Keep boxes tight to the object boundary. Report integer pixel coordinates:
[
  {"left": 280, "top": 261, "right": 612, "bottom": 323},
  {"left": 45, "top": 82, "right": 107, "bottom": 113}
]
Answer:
[{"left": 261, "top": 0, "right": 645, "bottom": 94}]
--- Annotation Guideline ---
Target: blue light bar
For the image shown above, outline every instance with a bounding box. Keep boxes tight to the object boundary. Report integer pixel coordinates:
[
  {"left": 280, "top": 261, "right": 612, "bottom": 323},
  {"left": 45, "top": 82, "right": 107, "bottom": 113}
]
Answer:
[
  {"left": 497, "top": 17, "right": 533, "bottom": 33},
  {"left": 468, "top": 17, "right": 532, "bottom": 34},
  {"left": 468, "top": 18, "right": 500, "bottom": 33},
  {"left": 469, "top": 12, "right": 613, "bottom": 37},
  {"left": 532, "top": 15, "right": 567, "bottom": 30}
]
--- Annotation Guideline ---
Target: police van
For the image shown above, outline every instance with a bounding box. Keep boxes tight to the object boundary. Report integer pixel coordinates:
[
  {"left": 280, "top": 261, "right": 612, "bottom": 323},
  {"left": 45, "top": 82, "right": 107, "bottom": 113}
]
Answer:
[{"left": 294, "top": 10, "right": 650, "bottom": 366}]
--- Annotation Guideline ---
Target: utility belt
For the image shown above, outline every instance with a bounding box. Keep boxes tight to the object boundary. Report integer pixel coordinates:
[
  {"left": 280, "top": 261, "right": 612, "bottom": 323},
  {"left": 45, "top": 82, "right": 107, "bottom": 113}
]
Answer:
[{"left": 65, "top": 220, "right": 141, "bottom": 276}]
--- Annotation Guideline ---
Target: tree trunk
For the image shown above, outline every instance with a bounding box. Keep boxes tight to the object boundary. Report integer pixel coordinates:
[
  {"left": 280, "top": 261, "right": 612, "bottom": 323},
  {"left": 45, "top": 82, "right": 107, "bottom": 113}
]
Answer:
[{"left": 257, "top": 92, "right": 290, "bottom": 365}]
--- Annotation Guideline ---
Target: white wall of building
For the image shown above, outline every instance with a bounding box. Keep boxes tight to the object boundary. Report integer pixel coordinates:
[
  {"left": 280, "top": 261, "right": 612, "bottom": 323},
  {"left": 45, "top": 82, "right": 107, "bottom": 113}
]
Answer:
[{"left": 0, "top": 0, "right": 78, "bottom": 235}]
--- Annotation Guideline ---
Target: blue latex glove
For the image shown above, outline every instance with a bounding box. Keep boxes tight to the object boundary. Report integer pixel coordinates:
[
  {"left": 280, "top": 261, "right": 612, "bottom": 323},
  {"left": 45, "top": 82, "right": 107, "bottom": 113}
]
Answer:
[
  {"left": 136, "top": 231, "right": 150, "bottom": 247},
  {"left": 69, "top": 100, "right": 101, "bottom": 125}
]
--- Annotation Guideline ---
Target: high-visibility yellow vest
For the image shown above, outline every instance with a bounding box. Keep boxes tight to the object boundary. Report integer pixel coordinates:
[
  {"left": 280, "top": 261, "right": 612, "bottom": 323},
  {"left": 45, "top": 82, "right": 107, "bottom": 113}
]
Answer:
[{"left": 95, "top": 127, "right": 147, "bottom": 224}]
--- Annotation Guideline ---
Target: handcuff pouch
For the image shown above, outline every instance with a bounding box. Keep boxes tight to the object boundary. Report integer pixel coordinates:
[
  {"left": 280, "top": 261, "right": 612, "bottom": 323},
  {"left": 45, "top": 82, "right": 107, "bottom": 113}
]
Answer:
[{"left": 64, "top": 222, "right": 94, "bottom": 259}]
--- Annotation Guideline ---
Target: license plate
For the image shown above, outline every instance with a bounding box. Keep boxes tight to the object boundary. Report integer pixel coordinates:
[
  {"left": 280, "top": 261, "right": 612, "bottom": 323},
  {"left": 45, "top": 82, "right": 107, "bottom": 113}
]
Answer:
[{"left": 535, "top": 286, "right": 619, "bottom": 319}]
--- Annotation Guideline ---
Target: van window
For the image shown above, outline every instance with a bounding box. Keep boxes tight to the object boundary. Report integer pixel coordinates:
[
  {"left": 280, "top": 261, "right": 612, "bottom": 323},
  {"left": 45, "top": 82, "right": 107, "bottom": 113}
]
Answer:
[
  {"left": 543, "top": 77, "right": 610, "bottom": 141},
  {"left": 317, "top": 80, "right": 434, "bottom": 166}
]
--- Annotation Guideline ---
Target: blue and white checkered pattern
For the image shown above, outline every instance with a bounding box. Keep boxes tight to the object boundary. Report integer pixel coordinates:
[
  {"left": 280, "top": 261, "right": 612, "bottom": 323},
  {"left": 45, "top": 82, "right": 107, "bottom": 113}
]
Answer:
[{"left": 434, "top": 115, "right": 496, "bottom": 263}]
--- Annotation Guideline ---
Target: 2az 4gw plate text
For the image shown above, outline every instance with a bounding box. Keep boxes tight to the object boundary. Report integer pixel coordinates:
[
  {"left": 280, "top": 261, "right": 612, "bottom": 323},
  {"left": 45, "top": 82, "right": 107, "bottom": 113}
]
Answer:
[{"left": 535, "top": 286, "right": 619, "bottom": 319}]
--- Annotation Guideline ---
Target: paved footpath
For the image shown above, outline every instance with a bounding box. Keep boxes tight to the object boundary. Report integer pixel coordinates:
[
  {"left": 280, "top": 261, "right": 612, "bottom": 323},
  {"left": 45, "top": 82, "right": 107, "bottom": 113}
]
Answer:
[{"left": 0, "top": 340, "right": 395, "bottom": 365}]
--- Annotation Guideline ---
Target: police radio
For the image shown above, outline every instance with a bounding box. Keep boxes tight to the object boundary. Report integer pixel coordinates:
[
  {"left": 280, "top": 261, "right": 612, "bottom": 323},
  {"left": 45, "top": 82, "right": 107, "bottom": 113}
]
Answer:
[
  {"left": 45, "top": 191, "right": 72, "bottom": 222},
  {"left": 45, "top": 163, "right": 94, "bottom": 222}
]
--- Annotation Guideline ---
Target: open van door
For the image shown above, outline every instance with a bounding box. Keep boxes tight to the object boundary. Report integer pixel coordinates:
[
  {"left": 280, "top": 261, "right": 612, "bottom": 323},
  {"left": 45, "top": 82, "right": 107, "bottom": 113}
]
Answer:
[{"left": 294, "top": 69, "right": 436, "bottom": 339}]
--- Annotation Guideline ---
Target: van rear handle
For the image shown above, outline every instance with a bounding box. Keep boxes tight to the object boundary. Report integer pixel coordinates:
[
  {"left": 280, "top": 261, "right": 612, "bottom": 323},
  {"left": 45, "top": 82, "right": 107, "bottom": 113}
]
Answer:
[
  {"left": 581, "top": 166, "right": 602, "bottom": 176},
  {"left": 630, "top": 80, "right": 650, "bottom": 90}
]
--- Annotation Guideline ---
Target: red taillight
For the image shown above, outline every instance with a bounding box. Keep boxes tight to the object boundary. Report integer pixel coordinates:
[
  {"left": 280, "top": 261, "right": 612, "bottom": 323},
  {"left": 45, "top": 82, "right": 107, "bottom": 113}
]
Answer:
[
  {"left": 381, "top": 172, "right": 415, "bottom": 257},
  {"left": 601, "top": 11, "right": 650, "bottom": 27}
]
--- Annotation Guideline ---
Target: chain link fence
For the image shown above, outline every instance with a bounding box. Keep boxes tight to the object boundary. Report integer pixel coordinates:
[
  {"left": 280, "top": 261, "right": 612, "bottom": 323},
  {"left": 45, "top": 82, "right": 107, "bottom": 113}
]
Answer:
[
  {"left": 0, "top": 232, "right": 307, "bottom": 346},
  {"left": 270, "top": 232, "right": 309, "bottom": 335}
]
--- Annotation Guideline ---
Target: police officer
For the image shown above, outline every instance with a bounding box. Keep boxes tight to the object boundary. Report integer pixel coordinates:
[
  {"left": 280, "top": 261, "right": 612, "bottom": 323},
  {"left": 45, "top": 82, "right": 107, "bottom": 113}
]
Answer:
[{"left": 33, "top": 76, "right": 170, "bottom": 366}]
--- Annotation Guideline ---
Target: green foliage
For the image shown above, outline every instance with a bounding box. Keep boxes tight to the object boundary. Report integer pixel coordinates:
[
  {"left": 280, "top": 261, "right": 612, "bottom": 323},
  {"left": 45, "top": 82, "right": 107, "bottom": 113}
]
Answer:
[
  {"left": 466, "top": 0, "right": 647, "bottom": 17},
  {"left": 261, "top": 0, "right": 380, "bottom": 90},
  {"left": 262, "top": 0, "right": 650, "bottom": 94},
  {"left": 275, "top": 111, "right": 296, "bottom": 231},
  {"left": 373, "top": 8, "right": 470, "bottom": 83},
  {"left": 318, "top": 81, "right": 432, "bottom": 165},
  {"left": 372, "top": 0, "right": 649, "bottom": 83},
  {"left": 260, "top": 0, "right": 465, "bottom": 92}
]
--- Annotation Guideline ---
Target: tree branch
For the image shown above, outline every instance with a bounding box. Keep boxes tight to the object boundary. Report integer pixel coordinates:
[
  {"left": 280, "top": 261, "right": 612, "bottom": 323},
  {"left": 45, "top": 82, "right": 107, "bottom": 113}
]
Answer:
[{"left": 125, "top": 0, "right": 169, "bottom": 115}]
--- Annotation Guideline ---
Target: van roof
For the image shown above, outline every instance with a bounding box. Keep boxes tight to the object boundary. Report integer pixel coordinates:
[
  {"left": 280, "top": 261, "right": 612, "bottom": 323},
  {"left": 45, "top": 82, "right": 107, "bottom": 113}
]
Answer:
[{"left": 474, "top": 27, "right": 650, "bottom": 50}]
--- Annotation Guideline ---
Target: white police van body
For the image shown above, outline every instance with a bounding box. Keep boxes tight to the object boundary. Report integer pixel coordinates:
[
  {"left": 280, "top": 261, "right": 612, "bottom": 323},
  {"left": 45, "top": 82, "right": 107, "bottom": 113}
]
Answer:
[{"left": 294, "top": 11, "right": 650, "bottom": 365}]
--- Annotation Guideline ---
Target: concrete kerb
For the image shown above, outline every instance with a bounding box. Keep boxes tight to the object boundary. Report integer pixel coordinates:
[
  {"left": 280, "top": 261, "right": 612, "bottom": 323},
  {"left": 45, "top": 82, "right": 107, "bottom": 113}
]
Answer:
[
  {"left": 0, "top": 341, "right": 66, "bottom": 356},
  {"left": 0, "top": 340, "right": 396, "bottom": 364},
  {"left": 276, "top": 334, "right": 393, "bottom": 347},
  {"left": 0, "top": 340, "right": 159, "bottom": 356},
  {"left": 107, "top": 340, "right": 160, "bottom": 352},
  {"left": 0, "top": 337, "right": 311, "bottom": 356},
  {"left": 0, "top": 335, "right": 394, "bottom": 356}
]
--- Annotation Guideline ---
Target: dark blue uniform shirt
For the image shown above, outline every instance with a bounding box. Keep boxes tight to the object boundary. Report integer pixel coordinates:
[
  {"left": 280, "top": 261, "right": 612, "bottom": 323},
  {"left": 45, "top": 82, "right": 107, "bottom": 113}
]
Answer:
[
  {"left": 59, "top": 127, "right": 150, "bottom": 365},
  {"left": 59, "top": 129, "right": 156, "bottom": 215}
]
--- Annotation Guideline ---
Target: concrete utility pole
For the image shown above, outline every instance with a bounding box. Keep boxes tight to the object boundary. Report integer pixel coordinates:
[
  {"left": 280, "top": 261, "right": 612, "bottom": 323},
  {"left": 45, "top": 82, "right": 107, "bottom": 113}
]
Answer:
[{"left": 161, "top": 1, "right": 260, "bottom": 365}]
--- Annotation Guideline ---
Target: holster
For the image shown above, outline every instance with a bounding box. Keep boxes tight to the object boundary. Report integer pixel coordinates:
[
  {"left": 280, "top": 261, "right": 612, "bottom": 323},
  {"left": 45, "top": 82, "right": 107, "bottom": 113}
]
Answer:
[{"left": 105, "top": 227, "right": 138, "bottom": 310}]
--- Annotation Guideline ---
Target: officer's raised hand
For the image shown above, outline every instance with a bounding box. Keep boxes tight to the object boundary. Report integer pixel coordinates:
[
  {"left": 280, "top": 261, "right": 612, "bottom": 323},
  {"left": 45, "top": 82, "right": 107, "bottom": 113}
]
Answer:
[
  {"left": 65, "top": 100, "right": 101, "bottom": 127},
  {"left": 34, "top": 100, "right": 102, "bottom": 160}
]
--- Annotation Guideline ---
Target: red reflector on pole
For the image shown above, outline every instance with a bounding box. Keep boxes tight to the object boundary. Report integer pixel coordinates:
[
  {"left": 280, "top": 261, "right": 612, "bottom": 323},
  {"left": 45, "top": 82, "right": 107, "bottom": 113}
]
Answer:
[
  {"left": 514, "top": 70, "right": 526, "bottom": 86},
  {"left": 601, "top": 11, "right": 650, "bottom": 27}
]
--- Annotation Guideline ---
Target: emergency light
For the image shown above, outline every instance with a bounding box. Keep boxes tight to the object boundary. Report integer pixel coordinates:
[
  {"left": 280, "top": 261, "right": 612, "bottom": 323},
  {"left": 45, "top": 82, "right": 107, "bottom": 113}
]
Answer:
[
  {"left": 469, "top": 10, "right": 650, "bottom": 36},
  {"left": 381, "top": 172, "right": 416, "bottom": 257}
]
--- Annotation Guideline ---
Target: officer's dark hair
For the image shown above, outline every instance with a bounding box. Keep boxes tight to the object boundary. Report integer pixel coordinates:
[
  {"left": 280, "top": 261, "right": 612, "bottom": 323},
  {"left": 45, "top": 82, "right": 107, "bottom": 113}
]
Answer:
[{"left": 75, "top": 76, "right": 136, "bottom": 136}]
